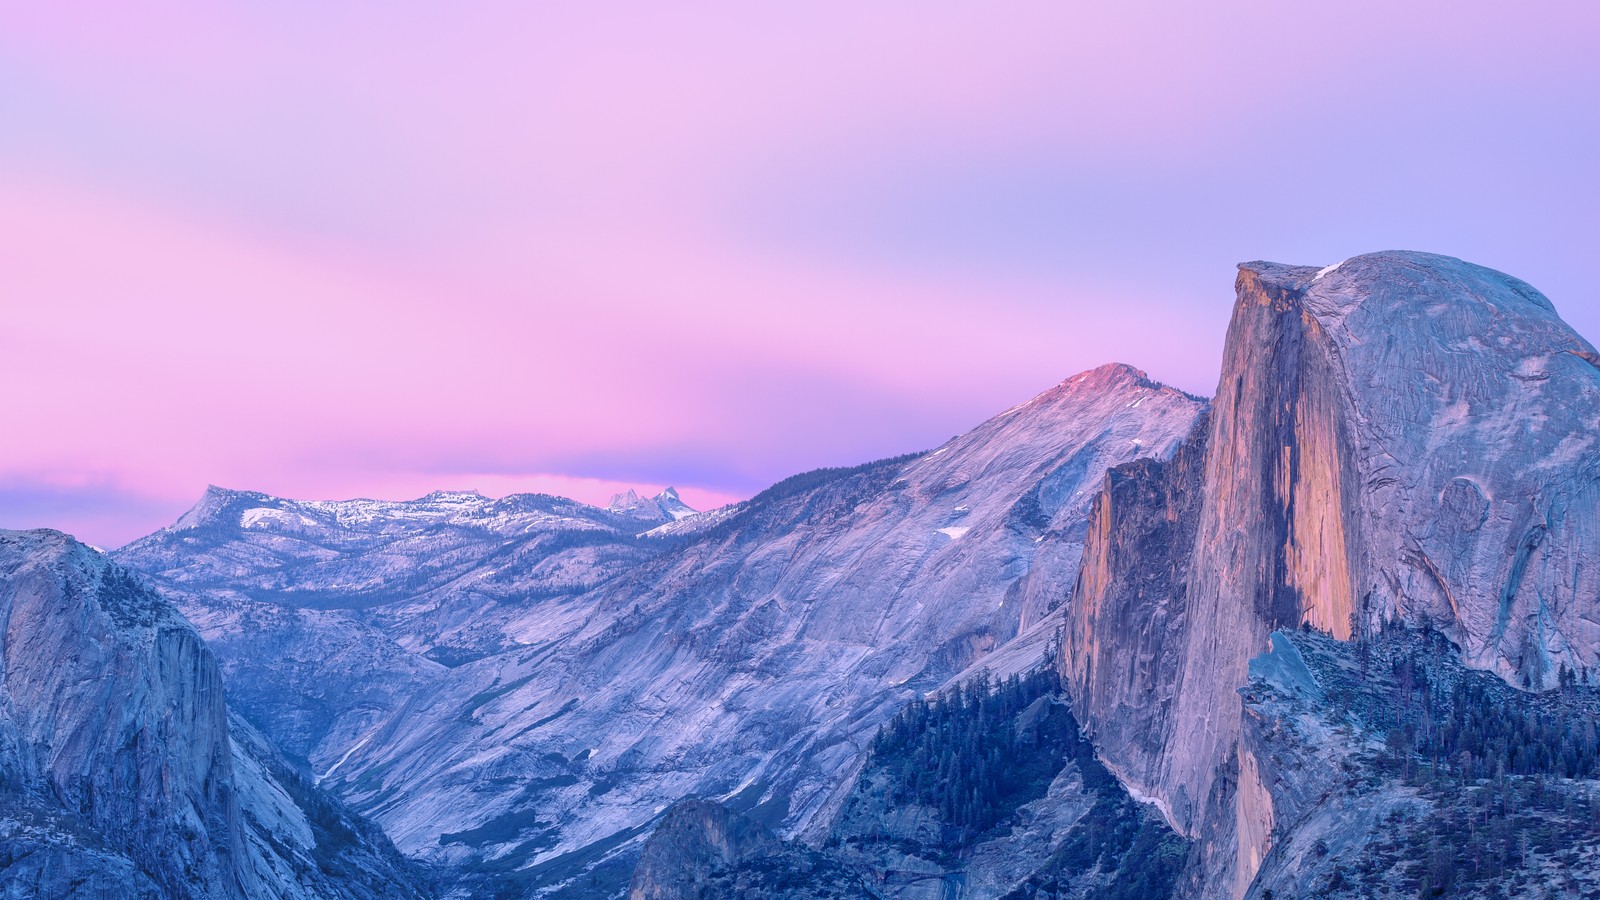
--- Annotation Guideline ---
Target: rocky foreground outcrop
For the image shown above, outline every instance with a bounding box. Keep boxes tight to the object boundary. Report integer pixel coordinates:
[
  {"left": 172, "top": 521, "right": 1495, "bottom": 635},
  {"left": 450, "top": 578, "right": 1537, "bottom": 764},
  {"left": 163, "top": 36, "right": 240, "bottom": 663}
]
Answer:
[
  {"left": 0, "top": 530, "right": 426, "bottom": 899},
  {"left": 1061, "top": 251, "right": 1600, "bottom": 897}
]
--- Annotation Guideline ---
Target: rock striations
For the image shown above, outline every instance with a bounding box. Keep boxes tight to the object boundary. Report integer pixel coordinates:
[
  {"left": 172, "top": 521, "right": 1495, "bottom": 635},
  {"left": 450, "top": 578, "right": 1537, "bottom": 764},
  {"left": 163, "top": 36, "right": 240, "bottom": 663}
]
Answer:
[
  {"left": 113, "top": 364, "right": 1204, "bottom": 894},
  {"left": 1060, "top": 251, "right": 1600, "bottom": 897},
  {"left": 0, "top": 530, "right": 426, "bottom": 900}
]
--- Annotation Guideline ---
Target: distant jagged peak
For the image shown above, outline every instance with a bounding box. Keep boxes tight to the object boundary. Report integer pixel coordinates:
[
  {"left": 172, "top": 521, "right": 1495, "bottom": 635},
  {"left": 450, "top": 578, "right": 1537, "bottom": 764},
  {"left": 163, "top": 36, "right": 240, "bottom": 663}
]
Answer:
[
  {"left": 416, "top": 486, "right": 483, "bottom": 499},
  {"left": 416, "top": 489, "right": 486, "bottom": 503},
  {"left": 608, "top": 485, "right": 698, "bottom": 521},
  {"left": 608, "top": 488, "right": 643, "bottom": 510}
]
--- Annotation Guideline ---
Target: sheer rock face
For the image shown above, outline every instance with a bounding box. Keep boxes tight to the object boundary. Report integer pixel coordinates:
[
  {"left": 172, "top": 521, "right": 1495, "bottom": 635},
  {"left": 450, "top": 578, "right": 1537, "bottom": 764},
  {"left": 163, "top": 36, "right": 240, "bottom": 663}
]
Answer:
[
  {"left": 1060, "top": 251, "right": 1600, "bottom": 896},
  {"left": 0, "top": 529, "right": 253, "bottom": 899},
  {"left": 0, "top": 530, "right": 427, "bottom": 900},
  {"left": 1058, "top": 409, "right": 1209, "bottom": 825},
  {"left": 1281, "top": 252, "right": 1600, "bottom": 686}
]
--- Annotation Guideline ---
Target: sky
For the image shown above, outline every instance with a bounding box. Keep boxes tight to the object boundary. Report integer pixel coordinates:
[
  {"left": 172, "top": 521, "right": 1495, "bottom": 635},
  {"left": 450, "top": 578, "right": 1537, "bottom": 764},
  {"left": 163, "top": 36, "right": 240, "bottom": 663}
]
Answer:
[{"left": 2, "top": 2, "right": 1596, "bottom": 548}]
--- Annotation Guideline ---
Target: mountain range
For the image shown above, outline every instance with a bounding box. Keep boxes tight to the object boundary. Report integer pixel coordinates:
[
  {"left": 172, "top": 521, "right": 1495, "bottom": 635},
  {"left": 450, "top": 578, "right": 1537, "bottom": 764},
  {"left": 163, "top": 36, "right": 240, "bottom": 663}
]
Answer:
[{"left": 4, "top": 250, "right": 1597, "bottom": 899}]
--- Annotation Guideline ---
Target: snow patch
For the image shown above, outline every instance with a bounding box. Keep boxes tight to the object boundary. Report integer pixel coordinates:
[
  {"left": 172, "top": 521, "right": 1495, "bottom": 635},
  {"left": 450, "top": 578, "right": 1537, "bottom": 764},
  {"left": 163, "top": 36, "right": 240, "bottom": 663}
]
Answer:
[
  {"left": 317, "top": 733, "right": 375, "bottom": 785},
  {"left": 1314, "top": 259, "right": 1347, "bottom": 281},
  {"left": 937, "top": 526, "right": 971, "bottom": 540},
  {"left": 241, "top": 508, "right": 319, "bottom": 530}
]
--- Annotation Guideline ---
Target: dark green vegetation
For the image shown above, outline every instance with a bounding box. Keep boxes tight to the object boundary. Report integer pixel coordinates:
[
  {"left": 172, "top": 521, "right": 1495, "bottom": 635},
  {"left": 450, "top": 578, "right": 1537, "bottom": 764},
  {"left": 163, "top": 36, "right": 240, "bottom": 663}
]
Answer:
[
  {"left": 1361, "top": 779, "right": 1600, "bottom": 899},
  {"left": 861, "top": 669, "right": 1080, "bottom": 841},
  {"left": 1288, "top": 627, "right": 1600, "bottom": 899},
  {"left": 1355, "top": 624, "right": 1600, "bottom": 783},
  {"left": 835, "top": 669, "right": 1187, "bottom": 899},
  {"left": 1000, "top": 796, "right": 1187, "bottom": 900},
  {"left": 94, "top": 566, "right": 169, "bottom": 628},
  {"left": 629, "top": 668, "right": 1188, "bottom": 899},
  {"left": 266, "top": 757, "right": 431, "bottom": 895}
]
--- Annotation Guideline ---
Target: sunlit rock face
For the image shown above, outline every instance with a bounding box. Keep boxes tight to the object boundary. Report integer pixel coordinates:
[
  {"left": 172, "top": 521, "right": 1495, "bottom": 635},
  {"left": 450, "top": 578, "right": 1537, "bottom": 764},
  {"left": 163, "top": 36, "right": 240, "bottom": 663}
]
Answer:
[
  {"left": 0, "top": 530, "right": 426, "bottom": 900},
  {"left": 1279, "top": 252, "right": 1600, "bottom": 686},
  {"left": 1061, "top": 251, "right": 1600, "bottom": 897}
]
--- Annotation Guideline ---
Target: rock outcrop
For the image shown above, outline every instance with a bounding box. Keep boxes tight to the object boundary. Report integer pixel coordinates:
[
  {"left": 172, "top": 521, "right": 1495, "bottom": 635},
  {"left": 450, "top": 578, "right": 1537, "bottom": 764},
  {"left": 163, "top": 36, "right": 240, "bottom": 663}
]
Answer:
[
  {"left": 1061, "top": 251, "right": 1600, "bottom": 896},
  {"left": 0, "top": 530, "right": 255, "bottom": 898},
  {"left": 0, "top": 530, "right": 426, "bottom": 899},
  {"left": 627, "top": 799, "right": 872, "bottom": 900}
]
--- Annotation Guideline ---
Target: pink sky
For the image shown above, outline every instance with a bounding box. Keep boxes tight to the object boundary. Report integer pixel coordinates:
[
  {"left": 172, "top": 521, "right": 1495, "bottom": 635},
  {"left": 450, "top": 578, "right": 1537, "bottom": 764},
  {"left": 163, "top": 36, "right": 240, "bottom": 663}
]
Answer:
[{"left": 3, "top": 2, "right": 1597, "bottom": 547}]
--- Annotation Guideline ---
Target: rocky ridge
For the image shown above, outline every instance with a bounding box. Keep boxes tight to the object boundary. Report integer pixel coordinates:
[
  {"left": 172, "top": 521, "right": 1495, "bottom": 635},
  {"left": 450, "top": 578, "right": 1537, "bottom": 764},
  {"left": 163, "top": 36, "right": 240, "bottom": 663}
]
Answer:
[{"left": 115, "top": 486, "right": 695, "bottom": 770}]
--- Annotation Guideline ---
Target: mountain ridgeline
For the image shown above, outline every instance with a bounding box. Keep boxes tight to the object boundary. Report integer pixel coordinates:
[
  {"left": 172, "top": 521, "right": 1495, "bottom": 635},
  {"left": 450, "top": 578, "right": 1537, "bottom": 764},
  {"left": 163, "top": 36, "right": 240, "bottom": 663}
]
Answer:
[
  {"left": 6, "top": 250, "right": 1595, "bottom": 898},
  {"left": 113, "top": 360, "right": 1205, "bottom": 897}
]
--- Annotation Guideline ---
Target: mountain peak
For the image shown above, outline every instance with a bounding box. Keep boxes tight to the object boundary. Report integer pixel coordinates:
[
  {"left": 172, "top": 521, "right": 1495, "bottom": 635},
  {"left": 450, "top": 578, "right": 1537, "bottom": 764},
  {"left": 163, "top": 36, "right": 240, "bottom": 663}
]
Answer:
[
  {"left": 607, "top": 488, "right": 643, "bottom": 510},
  {"left": 608, "top": 486, "right": 697, "bottom": 521},
  {"left": 417, "top": 489, "right": 485, "bottom": 503},
  {"left": 1032, "top": 362, "right": 1204, "bottom": 407},
  {"left": 1071, "top": 362, "right": 1152, "bottom": 389},
  {"left": 172, "top": 484, "right": 269, "bottom": 530}
]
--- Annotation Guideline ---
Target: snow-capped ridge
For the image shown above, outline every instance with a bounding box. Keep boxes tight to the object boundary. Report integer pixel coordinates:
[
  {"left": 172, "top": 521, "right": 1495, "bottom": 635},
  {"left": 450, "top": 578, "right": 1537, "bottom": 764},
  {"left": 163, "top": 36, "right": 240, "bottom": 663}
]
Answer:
[{"left": 607, "top": 486, "right": 697, "bottom": 521}]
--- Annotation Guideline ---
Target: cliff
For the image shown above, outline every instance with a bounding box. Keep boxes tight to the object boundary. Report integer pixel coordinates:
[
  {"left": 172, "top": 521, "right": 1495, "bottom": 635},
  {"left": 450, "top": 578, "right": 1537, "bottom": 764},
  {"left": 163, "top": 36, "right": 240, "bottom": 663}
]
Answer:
[
  {"left": 0, "top": 529, "right": 255, "bottom": 898},
  {"left": 0, "top": 530, "right": 427, "bottom": 899},
  {"left": 1061, "top": 251, "right": 1600, "bottom": 896}
]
